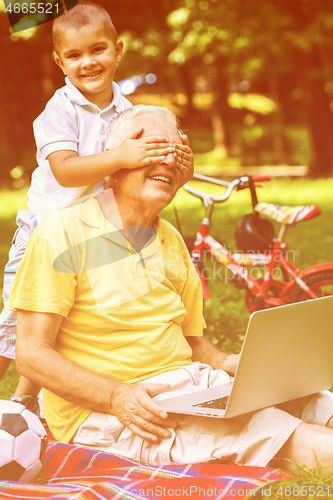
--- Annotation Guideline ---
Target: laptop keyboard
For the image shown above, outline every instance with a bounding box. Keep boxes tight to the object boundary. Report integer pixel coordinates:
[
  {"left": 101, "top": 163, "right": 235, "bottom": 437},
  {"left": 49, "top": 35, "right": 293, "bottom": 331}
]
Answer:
[{"left": 192, "top": 395, "right": 229, "bottom": 410}]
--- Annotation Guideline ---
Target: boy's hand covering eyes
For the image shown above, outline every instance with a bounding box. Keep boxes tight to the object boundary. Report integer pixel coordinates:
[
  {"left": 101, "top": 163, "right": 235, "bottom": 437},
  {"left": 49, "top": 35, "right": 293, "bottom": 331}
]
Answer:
[
  {"left": 173, "top": 134, "right": 194, "bottom": 185},
  {"left": 109, "top": 127, "right": 173, "bottom": 169}
]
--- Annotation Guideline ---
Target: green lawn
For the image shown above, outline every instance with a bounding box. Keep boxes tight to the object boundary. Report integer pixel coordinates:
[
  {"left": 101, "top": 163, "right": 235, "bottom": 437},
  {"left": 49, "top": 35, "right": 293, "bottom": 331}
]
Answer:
[
  {"left": 162, "top": 176, "right": 333, "bottom": 497},
  {"left": 162, "top": 176, "right": 333, "bottom": 352},
  {"left": 1, "top": 178, "right": 333, "bottom": 495},
  {"left": 1, "top": 178, "right": 333, "bottom": 394},
  {"left": 0, "top": 188, "right": 28, "bottom": 399}
]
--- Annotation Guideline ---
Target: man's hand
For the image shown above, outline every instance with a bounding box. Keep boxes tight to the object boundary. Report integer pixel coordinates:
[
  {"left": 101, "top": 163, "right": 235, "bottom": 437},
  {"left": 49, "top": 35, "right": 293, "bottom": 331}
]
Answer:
[
  {"left": 186, "top": 336, "right": 240, "bottom": 377},
  {"left": 220, "top": 353, "right": 240, "bottom": 377},
  {"left": 110, "top": 382, "right": 178, "bottom": 442},
  {"left": 109, "top": 127, "right": 173, "bottom": 169},
  {"left": 173, "top": 134, "right": 194, "bottom": 186}
]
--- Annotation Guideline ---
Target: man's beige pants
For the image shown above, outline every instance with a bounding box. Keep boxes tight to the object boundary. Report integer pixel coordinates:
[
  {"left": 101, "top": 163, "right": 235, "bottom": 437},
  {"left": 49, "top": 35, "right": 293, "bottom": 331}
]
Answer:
[{"left": 74, "top": 363, "right": 333, "bottom": 466}]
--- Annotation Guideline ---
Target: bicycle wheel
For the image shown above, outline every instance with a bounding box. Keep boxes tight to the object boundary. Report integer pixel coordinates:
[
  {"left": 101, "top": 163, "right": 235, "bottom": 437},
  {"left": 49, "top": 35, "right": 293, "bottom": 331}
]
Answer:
[
  {"left": 244, "top": 277, "right": 286, "bottom": 313},
  {"left": 289, "top": 270, "right": 333, "bottom": 303}
]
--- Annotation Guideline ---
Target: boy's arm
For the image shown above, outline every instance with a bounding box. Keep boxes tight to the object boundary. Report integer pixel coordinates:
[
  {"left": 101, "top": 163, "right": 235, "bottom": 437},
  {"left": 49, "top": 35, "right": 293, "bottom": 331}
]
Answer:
[{"left": 48, "top": 129, "right": 173, "bottom": 188}]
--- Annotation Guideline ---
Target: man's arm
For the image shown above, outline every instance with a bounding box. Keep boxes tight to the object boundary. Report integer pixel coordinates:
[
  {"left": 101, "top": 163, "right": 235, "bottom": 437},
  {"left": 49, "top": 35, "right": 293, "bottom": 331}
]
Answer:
[
  {"left": 16, "top": 310, "right": 177, "bottom": 442},
  {"left": 186, "top": 336, "right": 240, "bottom": 377}
]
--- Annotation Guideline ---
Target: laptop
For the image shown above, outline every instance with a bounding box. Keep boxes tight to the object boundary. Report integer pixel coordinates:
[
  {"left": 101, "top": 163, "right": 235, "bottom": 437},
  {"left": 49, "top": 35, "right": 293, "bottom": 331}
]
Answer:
[{"left": 156, "top": 296, "right": 333, "bottom": 419}]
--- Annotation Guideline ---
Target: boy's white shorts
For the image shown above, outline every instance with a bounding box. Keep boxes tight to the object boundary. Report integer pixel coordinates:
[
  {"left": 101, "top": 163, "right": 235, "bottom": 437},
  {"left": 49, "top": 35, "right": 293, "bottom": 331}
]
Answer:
[{"left": 0, "top": 208, "right": 37, "bottom": 359}]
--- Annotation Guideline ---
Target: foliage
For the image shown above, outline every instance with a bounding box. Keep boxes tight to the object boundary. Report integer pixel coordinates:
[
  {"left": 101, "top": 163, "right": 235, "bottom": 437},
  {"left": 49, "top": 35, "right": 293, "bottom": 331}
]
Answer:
[{"left": 2, "top": 0, "right": 333, "bottom": 178}]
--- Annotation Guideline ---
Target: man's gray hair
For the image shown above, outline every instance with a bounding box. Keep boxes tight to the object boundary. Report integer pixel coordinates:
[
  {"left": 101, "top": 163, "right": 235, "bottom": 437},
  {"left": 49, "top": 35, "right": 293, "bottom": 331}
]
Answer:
[{"left": 105, "top": 105, "right": 180, "bottom": 149}]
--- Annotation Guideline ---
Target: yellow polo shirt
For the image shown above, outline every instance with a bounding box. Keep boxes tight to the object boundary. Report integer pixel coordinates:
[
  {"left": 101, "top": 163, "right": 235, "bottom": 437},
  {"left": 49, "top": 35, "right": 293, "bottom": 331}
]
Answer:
[{"left": 8, "top": 195, "right": 205, "bottom": 443}]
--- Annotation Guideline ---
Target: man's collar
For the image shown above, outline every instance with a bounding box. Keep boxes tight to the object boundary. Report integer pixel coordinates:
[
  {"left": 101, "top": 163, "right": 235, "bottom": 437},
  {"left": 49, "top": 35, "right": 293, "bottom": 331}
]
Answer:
[
  {"left": 75, "top": 195, "right": 106, "bottom": 229},
  {"left": 64, "top": 77, "right": 123, "bottom": 112},
  {"left": 152, "top": 216, "right": 165, "bottom": 243},
  {"left": 75, "top": 196, "right": 166, "bottom": 247}
]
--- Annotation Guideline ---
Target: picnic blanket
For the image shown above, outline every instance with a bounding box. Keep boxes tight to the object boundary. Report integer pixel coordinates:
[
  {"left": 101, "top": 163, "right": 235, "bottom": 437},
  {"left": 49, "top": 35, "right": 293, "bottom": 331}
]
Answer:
[{"left": 0, "top": 439, "right": 293, "bottom": 500}]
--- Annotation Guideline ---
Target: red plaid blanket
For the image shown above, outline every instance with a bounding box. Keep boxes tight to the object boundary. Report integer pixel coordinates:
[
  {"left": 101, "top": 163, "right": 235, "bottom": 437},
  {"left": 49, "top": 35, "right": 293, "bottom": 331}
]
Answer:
[{"left": 0, "top": 440, "right": 293, "bottom": 500}]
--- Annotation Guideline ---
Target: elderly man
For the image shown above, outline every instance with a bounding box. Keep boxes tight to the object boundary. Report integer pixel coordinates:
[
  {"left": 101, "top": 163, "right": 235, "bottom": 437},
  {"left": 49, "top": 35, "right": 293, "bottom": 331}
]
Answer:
[{"left": 9, "top": 105, "right": 333, "bottom": 470}]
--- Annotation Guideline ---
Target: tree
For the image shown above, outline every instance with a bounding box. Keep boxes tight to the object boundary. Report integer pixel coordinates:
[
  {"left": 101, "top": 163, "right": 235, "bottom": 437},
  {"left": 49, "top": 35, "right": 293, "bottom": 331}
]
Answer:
[
  {"left": 0, "top": 10, "right": 63, "bottom": 183},
  {"left": 163, "top": 0, "right": 333, "bottom": 174},
  {"left": 2, "top": 0, "right": 333, "bottom": 178}
]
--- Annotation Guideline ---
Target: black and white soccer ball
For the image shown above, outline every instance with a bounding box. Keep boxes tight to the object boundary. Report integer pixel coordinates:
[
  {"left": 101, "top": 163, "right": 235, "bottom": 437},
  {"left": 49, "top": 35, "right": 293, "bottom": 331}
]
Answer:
[{"left": 0, "top": 400, "right": 48, "bottom": 482}]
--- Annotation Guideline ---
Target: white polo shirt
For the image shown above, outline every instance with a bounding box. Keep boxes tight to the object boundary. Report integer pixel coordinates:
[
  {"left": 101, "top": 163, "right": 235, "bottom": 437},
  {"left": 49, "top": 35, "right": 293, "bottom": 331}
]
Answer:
[{"left": 28, "top": 77, "right": 132, "bottom": 223}]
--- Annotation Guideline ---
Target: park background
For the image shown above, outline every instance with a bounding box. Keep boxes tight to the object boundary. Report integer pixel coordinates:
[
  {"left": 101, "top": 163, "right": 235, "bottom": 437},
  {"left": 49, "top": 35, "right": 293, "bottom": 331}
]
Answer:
[
  {"left": 0, "top": 0, "right": 333, "bottom": 491},
  {"left": 0, "top": 0, "right": 333, "bottom": 387},
  {"left": 2, "top": 0, "right": 333, "bottom": 180}
]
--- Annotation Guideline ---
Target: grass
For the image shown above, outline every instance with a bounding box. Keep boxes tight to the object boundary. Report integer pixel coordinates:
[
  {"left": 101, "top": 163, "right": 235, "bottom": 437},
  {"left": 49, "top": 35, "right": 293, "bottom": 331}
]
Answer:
[
  {"left": 162, "top": 176, "right": 333, "bottom": 351},
  {"left": 1, "top": 178, "right": 333, "bottom": 380},
  {"left": 1, "top": 178, "right": 333, "bottom": 493},
  {"left": 0, "top": 188, "right": 28, "bottom": 399},
  {"left": 255, "top": 460, "right": 333, "bottom": 498},
  {"left": 163, "top": 176, "right": 333, "bottom": 496}
]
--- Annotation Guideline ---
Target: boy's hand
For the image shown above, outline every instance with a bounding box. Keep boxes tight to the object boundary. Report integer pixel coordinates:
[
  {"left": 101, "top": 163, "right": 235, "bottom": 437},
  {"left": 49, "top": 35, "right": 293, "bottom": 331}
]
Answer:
[
  {"left": 172, "top": 134, "right": 194, "bottom": 186},
  {"left": 110, "top": 127, "right": 173, "bottom": 169}
]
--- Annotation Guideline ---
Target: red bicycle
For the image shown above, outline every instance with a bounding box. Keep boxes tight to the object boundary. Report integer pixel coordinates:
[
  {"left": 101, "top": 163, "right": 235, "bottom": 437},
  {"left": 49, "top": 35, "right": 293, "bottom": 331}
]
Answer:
[{"left": 181, "top": 173, "right": 333, "bottom": 312}]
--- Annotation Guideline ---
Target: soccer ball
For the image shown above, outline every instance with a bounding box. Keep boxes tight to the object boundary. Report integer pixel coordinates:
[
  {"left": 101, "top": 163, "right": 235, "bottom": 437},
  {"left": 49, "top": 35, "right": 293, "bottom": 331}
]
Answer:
[{"left": 0, "top": 400, "right": 48, "bottom": 482}]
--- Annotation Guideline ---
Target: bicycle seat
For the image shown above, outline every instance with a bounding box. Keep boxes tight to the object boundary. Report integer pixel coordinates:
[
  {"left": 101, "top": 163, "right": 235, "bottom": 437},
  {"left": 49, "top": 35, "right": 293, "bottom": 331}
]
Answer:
[{"left": 254, "top": 203, "right": 321, "bottom": 224}]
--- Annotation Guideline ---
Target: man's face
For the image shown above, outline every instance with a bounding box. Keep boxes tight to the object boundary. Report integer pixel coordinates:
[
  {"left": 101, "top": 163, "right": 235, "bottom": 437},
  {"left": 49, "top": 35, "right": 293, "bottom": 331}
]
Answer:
[
  {"left": 54, "top": 24, "right": 123, "bottom": 108},
  {"left": 111, "top": 114, "right": 184, "bottom": 212}
]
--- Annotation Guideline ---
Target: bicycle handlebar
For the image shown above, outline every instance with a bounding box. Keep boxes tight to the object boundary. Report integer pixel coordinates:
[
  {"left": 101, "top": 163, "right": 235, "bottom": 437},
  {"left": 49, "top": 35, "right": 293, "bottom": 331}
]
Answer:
[
  {"left": 183, "top": 173, "right": 270, "bottom": 205},
  {"left": 190, "top": 173, "right": 230, "bottom": 187},
  {"left": 183, "top": 175, "right": 241, "bottom": 204},
  {"left": 251, "top": 174, "right": 271, "bottom": 182}
]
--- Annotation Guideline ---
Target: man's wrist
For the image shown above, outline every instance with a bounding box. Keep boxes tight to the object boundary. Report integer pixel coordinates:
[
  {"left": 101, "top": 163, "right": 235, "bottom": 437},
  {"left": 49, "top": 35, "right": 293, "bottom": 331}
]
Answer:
[
  {"left": 220, "top": 353, "right": 240, "bottom": 377},
  {"left": 108, "top": 379, "right": 126, "bottom": 414}
]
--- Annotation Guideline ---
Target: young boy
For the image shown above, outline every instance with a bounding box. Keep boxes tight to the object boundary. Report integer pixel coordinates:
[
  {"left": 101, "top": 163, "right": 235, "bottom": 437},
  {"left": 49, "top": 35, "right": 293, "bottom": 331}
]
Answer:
[{"left": 0, "top": 1, "right": 193, "bottom": 414}]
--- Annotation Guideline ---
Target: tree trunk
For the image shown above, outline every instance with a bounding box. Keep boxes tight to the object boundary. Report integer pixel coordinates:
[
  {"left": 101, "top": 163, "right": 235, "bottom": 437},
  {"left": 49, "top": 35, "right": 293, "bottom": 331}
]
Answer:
[
  {"left": 267, "top": 65, "right": 286, "bottom": 165},
  {"left": 307, "top": 46, "right": 333, "bottom": 177},
  {"left": 209, "top": 56, "right": 233, "bottom": 153},
  {"left": 178, "top": 64, "right": 196, "bottom": 116}
]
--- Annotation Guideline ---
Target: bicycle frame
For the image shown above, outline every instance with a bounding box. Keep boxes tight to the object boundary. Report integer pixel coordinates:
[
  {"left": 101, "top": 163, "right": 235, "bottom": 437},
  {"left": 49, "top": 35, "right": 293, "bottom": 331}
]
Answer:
[{"left": 185, "top": 174, "right": 333, "bottom": 309}]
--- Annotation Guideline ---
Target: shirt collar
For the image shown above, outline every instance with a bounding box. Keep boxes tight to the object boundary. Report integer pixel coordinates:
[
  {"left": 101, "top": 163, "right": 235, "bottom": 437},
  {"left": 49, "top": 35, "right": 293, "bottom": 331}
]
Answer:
[
  {"left": 75, "top": 195, "right": 106, "bottom": 228},
  {"left": 64, "top": 77, "right": 123, "bottom": 112},
  {"left": 75, "top": 195, "right": 166, "bottom": 249},
  {"left": 109, "top": 82, "right": 124, "bottom": 112}
]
